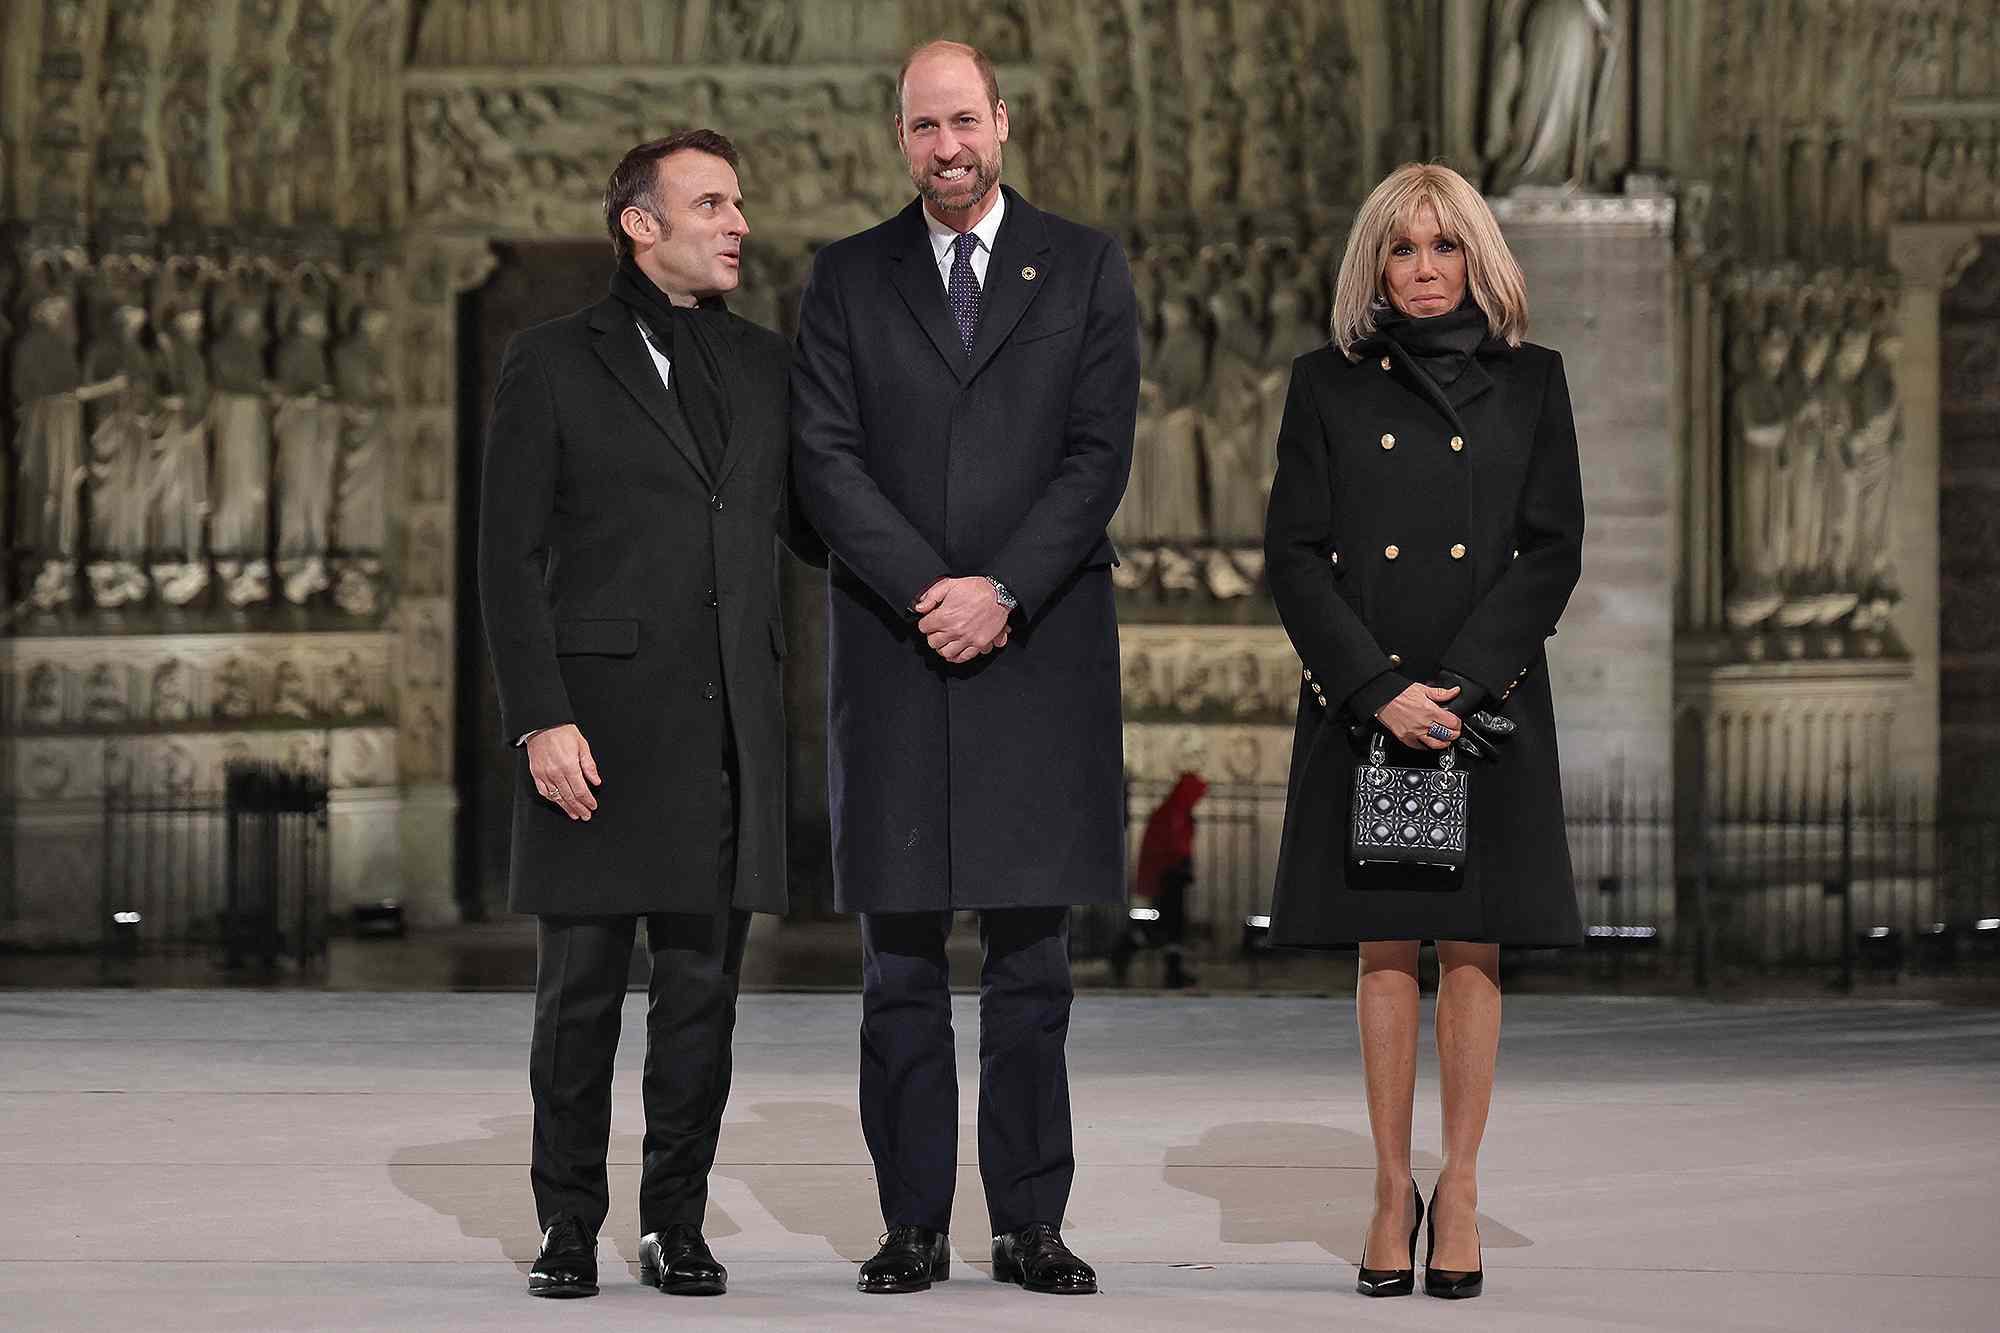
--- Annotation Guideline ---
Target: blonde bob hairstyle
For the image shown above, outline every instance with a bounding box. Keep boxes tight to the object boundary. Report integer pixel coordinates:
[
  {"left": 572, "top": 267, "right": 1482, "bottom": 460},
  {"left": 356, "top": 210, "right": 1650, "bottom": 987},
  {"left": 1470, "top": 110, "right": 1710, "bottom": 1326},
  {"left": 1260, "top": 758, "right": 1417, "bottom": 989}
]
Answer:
[{"left": 1329, "top": 163, "right": 1528, "bottom": 361}]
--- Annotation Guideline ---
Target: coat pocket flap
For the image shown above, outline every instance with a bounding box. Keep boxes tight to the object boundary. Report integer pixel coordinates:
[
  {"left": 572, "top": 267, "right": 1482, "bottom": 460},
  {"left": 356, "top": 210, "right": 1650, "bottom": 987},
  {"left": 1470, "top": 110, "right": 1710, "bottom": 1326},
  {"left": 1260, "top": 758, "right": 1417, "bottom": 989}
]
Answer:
[
  {"left": 1013, "top": 307, "right": 1079, "bottom": 344},
  {"left": 555, "top": 618, "right": 639, "bottom": 657}
]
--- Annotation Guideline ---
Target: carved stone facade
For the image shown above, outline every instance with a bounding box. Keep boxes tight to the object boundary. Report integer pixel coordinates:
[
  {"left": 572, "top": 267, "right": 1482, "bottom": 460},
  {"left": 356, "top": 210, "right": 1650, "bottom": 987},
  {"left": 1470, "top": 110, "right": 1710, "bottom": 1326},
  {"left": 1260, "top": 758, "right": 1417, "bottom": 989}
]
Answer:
[{"left": 0, "top": 2, "right": 1985, "bottom": 940}]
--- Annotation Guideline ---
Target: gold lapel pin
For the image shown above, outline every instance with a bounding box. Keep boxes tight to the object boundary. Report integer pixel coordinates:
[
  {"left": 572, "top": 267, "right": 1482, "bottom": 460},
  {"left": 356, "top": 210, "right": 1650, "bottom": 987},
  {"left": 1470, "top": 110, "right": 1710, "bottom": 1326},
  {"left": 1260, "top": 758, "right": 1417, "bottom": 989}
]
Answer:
[{"left": 1021, "top": 265, "right": 1037, "bottom": 281}]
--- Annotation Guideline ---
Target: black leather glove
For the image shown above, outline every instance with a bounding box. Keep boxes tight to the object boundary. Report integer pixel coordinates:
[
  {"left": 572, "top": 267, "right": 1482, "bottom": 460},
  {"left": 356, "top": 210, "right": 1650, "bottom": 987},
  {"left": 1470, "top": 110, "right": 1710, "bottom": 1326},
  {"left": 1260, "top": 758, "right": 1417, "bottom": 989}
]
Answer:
[
  {"left": 1431, "top": 669, "right": 1491, "bottom": 720},
  {"left": 1453, "top": 709, "right": 1516, "bottom": 762}
]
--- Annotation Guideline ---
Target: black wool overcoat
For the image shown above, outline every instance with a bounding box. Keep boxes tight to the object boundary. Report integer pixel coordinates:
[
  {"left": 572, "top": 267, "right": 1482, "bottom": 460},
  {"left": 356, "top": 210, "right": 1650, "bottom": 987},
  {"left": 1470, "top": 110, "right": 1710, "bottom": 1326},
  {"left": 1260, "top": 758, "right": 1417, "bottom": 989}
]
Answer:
[
  {"left": 1263, "top": 336, "right": 1585, "bottom": 947},
  {"left": 479, "top": 296, "right": 822, "bottom": 917},
  {"left": 791, "top": 188, "right": 1140, "bottom": 913}
]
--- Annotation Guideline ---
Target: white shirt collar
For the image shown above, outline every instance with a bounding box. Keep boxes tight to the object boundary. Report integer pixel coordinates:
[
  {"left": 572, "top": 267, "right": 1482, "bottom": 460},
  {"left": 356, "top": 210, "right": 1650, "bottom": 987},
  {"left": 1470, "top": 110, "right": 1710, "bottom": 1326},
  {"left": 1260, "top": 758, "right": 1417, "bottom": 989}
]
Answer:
[{"left": 924, "top": 189, "right": 1006, "bottom": 268}]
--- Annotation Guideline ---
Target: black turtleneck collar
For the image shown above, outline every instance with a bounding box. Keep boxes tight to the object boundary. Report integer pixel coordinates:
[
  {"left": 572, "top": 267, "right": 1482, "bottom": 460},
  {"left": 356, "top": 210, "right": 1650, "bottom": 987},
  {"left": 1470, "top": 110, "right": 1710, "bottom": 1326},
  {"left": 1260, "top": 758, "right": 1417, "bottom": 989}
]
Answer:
[{"left": 1357, "top": 298, "right": 1498, "bottom": 409}]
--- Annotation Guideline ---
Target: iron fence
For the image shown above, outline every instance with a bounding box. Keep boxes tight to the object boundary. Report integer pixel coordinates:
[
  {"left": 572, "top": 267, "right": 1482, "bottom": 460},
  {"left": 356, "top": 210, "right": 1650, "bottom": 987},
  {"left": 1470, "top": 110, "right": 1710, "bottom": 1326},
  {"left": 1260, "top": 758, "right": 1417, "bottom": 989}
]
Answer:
[
  {"left": 1094, "top": 770, "right": 2000, "bottom": 988},
  {"left": 100, "top": 763, "right": 330, "bottom": 971}
]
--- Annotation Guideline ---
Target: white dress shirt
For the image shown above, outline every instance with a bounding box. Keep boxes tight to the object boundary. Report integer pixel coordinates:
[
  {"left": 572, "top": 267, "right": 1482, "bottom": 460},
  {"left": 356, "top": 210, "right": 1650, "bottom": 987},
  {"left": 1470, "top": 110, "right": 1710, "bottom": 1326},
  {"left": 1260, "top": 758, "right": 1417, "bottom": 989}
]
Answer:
[
  {"left": 519, "top": 321, "right": 673, "bottom": 748},
  {"left": 923, "top": 191, "right": 1006, "bottom": 294}
]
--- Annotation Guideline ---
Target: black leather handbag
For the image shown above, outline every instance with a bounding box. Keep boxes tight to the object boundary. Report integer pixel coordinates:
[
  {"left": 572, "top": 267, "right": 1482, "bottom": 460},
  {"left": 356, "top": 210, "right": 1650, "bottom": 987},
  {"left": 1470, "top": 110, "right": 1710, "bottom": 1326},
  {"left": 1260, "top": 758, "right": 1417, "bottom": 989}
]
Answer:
[{"left": 1350, "top": 730, "right": 1469, "bottom": 870}]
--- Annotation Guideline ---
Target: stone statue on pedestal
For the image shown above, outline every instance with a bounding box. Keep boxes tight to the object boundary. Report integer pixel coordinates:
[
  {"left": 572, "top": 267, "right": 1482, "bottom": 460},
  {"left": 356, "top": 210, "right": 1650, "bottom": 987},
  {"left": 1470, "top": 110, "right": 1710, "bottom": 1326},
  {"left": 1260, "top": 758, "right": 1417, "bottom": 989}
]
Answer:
[
  {"left": 1846, "top": 325, "right": 1903, "bottom": 631},
  {"left": 10, "top": 293, "right": 109, "bottom": 611},
  {"left": 84, "top": 303, "right": 157, "bottom": 609},
  {"left": 1775, "top": 319, "right": 1834, "bottom": 627},
  {"left": 1201, "top": 284, "right": 1265, "bottom": 599},
  {"left": 1483, "top": 0, "right": 1619, "bottom": 194},
  {"left": 1149, "top": 295, "right": 1210, "bottom": 594},
  {"left": 272, "top": 305, "right": 339, "bottom": 604},
  {"left": 1724, "top": 324, "right": 1791, "bottom": 630},
  {"left": 149, "top": 305, "right": 212, "bottom": 606},
  {"left": 331, "top": 306, "right": 391, "bottom": 615},
  {"left": 210, "top": 300, "right": 273, "bottom": 606}
]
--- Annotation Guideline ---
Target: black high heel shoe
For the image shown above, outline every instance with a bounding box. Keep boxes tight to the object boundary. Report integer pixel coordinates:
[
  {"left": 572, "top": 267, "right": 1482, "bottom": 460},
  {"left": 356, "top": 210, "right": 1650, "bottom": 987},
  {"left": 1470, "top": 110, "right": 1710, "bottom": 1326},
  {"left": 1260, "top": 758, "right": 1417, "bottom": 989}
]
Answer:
[
  {"left": 1355, "top": 1179, "right": 1423, "bottom": 1297},
  {"left": 1423, "top": 1188, "right": 1484, "bottom": 1299}
]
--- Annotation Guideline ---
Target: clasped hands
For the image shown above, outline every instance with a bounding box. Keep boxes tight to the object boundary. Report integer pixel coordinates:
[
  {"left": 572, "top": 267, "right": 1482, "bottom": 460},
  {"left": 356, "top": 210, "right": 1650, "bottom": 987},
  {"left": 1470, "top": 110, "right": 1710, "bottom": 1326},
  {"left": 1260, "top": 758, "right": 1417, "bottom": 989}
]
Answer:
[
  {"left": 913, "top": 576, "right": 1012, "bottom": 664},
  {"left": 1374, "top": 682, "right": 1516, "bottom": 761}
]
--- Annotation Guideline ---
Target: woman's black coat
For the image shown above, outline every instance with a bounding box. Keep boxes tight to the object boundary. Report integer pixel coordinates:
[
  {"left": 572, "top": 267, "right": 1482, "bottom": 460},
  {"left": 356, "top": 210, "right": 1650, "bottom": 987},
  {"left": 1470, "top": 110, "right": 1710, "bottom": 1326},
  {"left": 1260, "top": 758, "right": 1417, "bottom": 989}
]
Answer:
[{"left": 1262, "top": 335, "right": 1585, "bottom": 947}]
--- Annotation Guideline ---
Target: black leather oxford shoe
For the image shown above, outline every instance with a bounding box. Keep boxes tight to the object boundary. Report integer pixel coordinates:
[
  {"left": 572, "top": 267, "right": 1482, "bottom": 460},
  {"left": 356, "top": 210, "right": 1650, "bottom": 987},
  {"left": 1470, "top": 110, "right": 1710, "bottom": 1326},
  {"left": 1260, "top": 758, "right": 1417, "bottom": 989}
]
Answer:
[
  {"left": 857, "top": 1225, "right": 951, "bottom": 1294},
  {"left": 639, "top": 1223, "right": 727, "bottom": 1296},
  {"left": 991, "top": 1223, "right": 1097, "bottom": 1295},
  {"left": 527, "top": 1214, "right": 598, "bottom": 1298}
]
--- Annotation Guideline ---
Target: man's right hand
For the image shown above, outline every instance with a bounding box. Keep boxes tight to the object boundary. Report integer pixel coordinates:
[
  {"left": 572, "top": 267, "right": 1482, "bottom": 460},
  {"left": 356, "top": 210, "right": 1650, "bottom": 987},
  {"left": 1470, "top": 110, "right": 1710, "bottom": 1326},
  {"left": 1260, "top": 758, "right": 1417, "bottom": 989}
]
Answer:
[
  {"left": 527, "top": 723, "right": 601, "bottom": 821},
  {"left": 1375, "top": 682, "right": 1462, "bottom": 751}
]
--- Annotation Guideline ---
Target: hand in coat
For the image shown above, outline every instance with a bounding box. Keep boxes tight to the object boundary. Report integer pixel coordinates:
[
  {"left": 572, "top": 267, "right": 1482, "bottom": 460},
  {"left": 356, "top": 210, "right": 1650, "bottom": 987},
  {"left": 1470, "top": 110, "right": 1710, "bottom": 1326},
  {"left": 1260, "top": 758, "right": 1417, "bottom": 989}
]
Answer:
[
  {"left": 1375, "top": 682, "right": 1462, "bottom": 751},
  {"left": 914, "top": 577, "right": 1012, "bottom": 664},
  {"left": 527, "top": 723, "right": 602, "bottom": 821}
]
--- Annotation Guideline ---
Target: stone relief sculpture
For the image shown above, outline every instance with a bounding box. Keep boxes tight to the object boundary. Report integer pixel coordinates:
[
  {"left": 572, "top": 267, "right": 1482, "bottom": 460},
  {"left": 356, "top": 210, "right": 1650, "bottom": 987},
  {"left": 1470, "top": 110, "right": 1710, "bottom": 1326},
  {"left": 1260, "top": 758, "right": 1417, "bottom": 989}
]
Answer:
[
  {"left": 149, "top": 303, "right": 212, "bottom": 606},
  {"left": 1200, "top": 283, "right": 1265, "bottom": 599},
  {"left": 1147, "top": 294, "right": 1210, "bottom": 595},
  {"left": 83, "top": 300, "right": 157, "bottom": 609},
  {"left": 1845, "top": 321, "right": 1903, "bottom": 631},
  {"left": 272, "top": 294, "right": 340, "bottom": 605},
  {"left": 1724, "top": 323, "right": 1792, "bottom": 629},
  {"left": 1483, "top": 0, "right": 1619, "bottom": 194},
  {"left": 11, "top": 289, "right": 104, "bottom": 611},
  {"left": 210, "top": 285, "right": 274, "bottom": 607},
  {"left": 332, "top": 305, "right": 391, "bottom": 615}
]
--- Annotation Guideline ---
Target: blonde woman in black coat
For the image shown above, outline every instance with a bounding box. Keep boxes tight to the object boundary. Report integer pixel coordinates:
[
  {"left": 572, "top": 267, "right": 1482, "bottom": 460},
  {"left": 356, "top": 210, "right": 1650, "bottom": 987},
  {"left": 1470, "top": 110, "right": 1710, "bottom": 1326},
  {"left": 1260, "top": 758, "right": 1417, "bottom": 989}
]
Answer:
[{"left": 1263, "top": 163, "right": 1585, "bottom": 1300}]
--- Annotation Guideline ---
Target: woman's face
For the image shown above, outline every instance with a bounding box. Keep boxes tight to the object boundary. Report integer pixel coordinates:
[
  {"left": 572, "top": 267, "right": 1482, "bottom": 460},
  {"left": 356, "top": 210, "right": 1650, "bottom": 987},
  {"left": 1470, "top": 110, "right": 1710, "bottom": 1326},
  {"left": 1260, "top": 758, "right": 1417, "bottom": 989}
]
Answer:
[{"left": 1382, "top": 204, "right": 1467, "bottom": 318}]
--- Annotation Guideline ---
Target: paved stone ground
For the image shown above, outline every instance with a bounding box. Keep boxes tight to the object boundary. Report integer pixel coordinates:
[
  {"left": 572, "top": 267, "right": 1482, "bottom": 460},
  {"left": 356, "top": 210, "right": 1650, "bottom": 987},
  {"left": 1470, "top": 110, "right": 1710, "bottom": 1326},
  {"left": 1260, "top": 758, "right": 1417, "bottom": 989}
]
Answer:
[{"left": 2, "top": 990, "right": 1995, "bottom": 1331}]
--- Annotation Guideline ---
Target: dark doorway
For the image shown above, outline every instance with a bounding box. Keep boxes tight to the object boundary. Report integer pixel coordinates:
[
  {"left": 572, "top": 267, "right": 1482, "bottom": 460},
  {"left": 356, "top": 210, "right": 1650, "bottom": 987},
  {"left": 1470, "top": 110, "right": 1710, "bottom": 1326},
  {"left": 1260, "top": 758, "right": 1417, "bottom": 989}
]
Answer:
[{"left": 455, "top": 244, "right": 831, "bottom": 919}]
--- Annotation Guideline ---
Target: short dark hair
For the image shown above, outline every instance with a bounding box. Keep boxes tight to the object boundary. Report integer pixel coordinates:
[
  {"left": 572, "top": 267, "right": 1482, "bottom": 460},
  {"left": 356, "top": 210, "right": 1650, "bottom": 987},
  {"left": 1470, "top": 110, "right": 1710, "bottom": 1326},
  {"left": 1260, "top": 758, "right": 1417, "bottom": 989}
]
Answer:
[
  {"left": 603, "top": 129, "right": 741, "bottom": 258},
  {"left": 896, "top": 40, "right": 1000, "bottom": 119}
]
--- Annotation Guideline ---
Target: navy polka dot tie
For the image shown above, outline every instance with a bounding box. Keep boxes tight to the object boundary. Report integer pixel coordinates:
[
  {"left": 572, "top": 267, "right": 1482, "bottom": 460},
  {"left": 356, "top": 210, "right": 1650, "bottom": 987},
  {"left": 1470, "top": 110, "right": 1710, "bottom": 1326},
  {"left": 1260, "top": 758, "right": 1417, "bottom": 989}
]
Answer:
[{"left": 948, "top": 231, "right": 981, "bottom": 356}]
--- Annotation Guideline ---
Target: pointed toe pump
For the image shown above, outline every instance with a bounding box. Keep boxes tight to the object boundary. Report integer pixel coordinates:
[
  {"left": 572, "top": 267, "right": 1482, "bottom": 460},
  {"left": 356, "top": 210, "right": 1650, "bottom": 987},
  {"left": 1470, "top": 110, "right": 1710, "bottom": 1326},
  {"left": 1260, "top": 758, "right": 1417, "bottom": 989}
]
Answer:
[
  {"left": 1422, "top": 1190, "right": 1484, "bottom": 1300},
  {"left": 1355, "top": 1179, "right": 1423, "bottom": 1297}
]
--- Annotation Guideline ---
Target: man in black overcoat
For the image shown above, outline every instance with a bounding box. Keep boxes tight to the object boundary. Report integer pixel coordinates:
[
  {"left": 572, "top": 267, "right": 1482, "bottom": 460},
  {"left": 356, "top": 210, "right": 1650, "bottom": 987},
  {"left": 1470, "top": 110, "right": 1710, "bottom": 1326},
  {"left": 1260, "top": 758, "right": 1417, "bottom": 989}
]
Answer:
[
  {"left": 478, "top": 130, "right": 821, "bottom": 1301},
  {"left": 791, "top": 41, "right": 1139, "bottom": 1297}
]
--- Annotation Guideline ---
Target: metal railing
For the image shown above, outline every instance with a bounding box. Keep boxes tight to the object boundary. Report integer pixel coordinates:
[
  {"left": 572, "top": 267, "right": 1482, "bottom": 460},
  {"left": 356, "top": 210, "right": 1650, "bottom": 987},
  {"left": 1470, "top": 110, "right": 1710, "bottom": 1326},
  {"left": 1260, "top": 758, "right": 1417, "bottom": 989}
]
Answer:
[{"left": 100, "top": 763, "right": 330, "bottom": 971}]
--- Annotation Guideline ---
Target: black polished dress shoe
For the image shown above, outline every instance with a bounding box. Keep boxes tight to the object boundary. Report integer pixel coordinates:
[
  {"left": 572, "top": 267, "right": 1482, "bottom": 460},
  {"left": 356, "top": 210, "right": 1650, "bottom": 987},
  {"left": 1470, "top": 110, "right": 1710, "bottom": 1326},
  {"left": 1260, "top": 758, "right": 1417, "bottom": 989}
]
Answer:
[
  {"left": 857, "top": 1225, "right": 951, "bottom": 1294},
  {"left": 1356, "top": 1178, "right": 1423, "bottom": 1297},
  {"left": 991, "top": 1223, "right": 1097, "bottom": 1295},
  {"left": 640, "top": 1223, "right": 727, "bottom": 1296},
  {"left": 527, "top": 1214, "right": 598, "bottom": 1298},
  {"left": 1423, "top": 1191, "right": 1484, "bottom": 1299}
]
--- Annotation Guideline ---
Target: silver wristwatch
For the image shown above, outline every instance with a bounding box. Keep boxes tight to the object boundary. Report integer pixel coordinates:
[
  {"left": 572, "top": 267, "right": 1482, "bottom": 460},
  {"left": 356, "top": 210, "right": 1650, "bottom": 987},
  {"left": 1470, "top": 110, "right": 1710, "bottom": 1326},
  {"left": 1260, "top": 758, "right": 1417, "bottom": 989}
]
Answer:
[{"left": 984, "top": 576, "right": 1018, "bottom": 611}]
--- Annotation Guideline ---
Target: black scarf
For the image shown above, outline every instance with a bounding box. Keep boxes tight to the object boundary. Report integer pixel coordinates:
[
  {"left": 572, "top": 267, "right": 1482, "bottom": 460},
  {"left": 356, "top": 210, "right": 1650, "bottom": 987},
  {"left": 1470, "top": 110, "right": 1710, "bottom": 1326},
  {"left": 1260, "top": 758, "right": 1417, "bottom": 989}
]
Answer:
[
  {"left": 1362, "top": 299, "right": 1493, "bottom": 406},
  {"left": 610, "top": 255, "right": 733, "bottom": 471}
]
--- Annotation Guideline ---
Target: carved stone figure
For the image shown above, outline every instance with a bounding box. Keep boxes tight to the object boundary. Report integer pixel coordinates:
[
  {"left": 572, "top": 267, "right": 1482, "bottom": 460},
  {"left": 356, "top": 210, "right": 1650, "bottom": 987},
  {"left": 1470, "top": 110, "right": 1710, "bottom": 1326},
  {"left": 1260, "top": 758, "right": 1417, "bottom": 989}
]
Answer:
[
  {"left": 211, "top": 300, "right": 273, "bottom": 606},
  {"left": 214, "top": 657, "right": 255, "bottom": 720},
  {"left": 1484, "top": 0, "right": 1618, "bottom": 193},
  {"left": 1201, "top": 285, "right": 1265, "bottom": 599},
  {"left": 331, "top": 651, "right": 369, "bottom": 718},
  {"left": 332, "top": 307, "right": 391, "bottom": 614},
  {"left": 10, "top": 293, "right": 98, "bottom": 609},
  {"left": 149, "top": 306, "right": 212, "bottom": 605},
  {"left": 1776, "top": 319, "right": 1834, "bottom": 626},
  {"left": 1813, "top": 319, "right": 1872, "bottom": 626},
  {"left": 273, "top": 658, "right": 314, "bottom": 719},
  {"left": 85, "top": 303, "right": 157, "bottom": 608},
  {"left": 272, "top": 306, "right": 340, "bottom": 604},
  {"left": 1847, "top": 326, "right": 1903, "bottom": 630},
  {"left": 24, "top": 663, "right": 64, "bottom": 727},
  {"left": 1148, "top": 296, "right": 1210, "bottom": 552},
  {"left": 1725, "top": 325, "right": 1791, "bottom": 630},
  {"left": 150, "top": 659, "right": 193, "bottom": 723},
  {"left": 83, "top": 662, "right": 127, "bottom": 724}
]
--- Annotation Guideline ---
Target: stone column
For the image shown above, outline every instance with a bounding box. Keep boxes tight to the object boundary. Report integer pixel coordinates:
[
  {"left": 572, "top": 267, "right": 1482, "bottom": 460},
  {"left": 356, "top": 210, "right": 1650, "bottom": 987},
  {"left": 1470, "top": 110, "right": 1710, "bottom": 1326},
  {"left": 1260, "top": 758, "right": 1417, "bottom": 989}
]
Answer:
[{"left": 394, "top": 237, "right": 495, "bottom": 925}]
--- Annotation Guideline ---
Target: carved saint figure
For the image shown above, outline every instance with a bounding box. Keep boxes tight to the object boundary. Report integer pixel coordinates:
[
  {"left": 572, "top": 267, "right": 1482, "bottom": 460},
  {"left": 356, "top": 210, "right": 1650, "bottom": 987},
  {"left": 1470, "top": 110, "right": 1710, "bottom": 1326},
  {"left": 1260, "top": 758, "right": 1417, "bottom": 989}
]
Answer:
[
  {"left": 1846, "top": 327, "right": 1903, "bottom": 629},
  {"left": 331, "top": 306, "right": 391, "bottom": 614},
  {"left": 211, "top": 300, "right": 272, "bottom": 605},
  {"left": 1147, "top": 296, "right": 1210, "bottom": 549},
  {"left": 1201, "top": 285, "right": 1265, "bottom": 599},
  {"left": 272, "top": 305, "right": 340, "bottom": 603},
  {"left": 149, "top": 305, "right": 212, "bottom": 605},
  {"left": 11, "top": 293, "right": 106, "bottom": 609},
  {"left": 1724, "top": 325, "right": 1791, "bottom": 629},
  {"left": 1776, "top": 321, "right": 1834, "bottom": 625},
  {"left": 85, "top": 303, "right": 157, "bottom": 608},
  {"left": 1483, "top": 0, "right": 1618, "bottom": 193}
]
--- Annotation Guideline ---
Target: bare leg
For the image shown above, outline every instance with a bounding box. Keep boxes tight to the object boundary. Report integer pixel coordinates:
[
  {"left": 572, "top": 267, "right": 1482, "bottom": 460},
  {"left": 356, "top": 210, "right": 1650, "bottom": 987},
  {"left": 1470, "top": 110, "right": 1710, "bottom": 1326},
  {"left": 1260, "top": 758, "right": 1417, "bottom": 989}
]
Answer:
[
  {"left": 1431, "top": 940, "right": 1501, "bottom": 1271},
  {"left": 1357, "top": 940, "right": 1421, "bottom": 1268}
]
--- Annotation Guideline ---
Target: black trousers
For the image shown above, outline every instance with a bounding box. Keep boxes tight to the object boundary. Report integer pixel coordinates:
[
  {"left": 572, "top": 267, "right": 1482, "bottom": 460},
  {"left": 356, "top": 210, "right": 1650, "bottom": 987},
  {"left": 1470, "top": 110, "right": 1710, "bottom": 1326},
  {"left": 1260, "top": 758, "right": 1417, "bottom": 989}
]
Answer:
[
  {"left": 529, "top": 771, "right": 748, "bottom": 1238},
  {"left": 858, "top": 907, "right": 1074, "bottom": 1236}
]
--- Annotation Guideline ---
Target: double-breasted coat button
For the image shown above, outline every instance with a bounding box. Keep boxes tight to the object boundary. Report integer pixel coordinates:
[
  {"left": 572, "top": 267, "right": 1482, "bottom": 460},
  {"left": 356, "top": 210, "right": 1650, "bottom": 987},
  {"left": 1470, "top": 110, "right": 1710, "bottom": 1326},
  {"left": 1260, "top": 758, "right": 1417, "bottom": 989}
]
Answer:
[
  {"left": 702, "top": 682, "right": 717, "bottom": 700},
  {"left": 1450, "top": 435, "right": 1464, "bottom": 452},
  {"left": 710, "top": 495, "right": 724, "bottom": 511},
  {"left": 1330, "top": 551, "right": 1340, "bottom": 565},
  {"left": 1380, "top": 356, "right": 1392, "bottom": 370},
  {"left": 1384, "top": 544, "right": 1399, "bottom": 560},
  {"left": 1450, "top": 543, "right": 1466, "bottom": 559},
  {"left": 1380, "top": 432, "right": 1396, "bottom": 449},
  {"left": 1389, "top": 653, "right": 1402, "bottom": 666},
  {"left": 1303, "top": 668, "right": 1313, "bottom": 681},
  {"left": 1310, "top": 683, "right": 1324, "bottom": 697}
]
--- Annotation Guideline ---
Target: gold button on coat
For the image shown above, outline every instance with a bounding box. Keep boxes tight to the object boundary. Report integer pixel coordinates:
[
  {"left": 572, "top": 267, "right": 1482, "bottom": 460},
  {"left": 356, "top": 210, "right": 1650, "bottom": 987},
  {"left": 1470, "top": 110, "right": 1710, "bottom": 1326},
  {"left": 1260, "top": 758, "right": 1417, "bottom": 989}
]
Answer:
[
  {"left": 1380, "top": 356, "right": 1392, "bottom": 370},
  {"left": 1384, "top": 544, "right": 1399, "bottom": 560},
  {"left": 1450, "top": 543, "right": 1466, "bottom": 559},
  {"left": 1450, "top": 435, "right": 1464, "bottom": 452},
  {"left": 1380, "top": 433, "right": 1395, "bottom": 449},
  {"left": 1389, "top": 653, "right": 1402, "bottom": 666}
]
